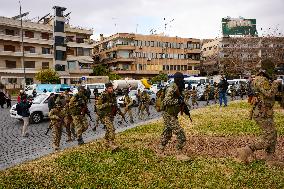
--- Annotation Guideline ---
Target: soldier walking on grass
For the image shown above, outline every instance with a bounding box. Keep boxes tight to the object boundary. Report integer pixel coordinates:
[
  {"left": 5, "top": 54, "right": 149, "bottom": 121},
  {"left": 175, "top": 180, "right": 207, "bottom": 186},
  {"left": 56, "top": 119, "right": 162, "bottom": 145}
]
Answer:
[
  {"left": 236, "top": 59, "right": 281, "bottom": 166},
  {"left": 204, "top": 84, "right": 211, "bottom": 105},
  {"left": 158, "top": 72, "right": 189, "bottom": 160},
  {"left": 230, "top": 84, "right": 236, "bottom": 101},
  {"left": 139, "top": 90, "right": 150, "bottom": 119},
  {"left": 213, "top": 82, "right": 219, "bottom": 104},
  {"left": 191, "top": 86, "right": 198, "bottom": 108}
]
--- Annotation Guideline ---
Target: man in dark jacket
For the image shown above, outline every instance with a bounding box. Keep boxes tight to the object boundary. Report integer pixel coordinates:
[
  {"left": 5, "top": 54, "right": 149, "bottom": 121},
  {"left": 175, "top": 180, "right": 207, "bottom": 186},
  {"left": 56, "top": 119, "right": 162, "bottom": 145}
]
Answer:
[
  {"left": 48, "top": 93, "right": 56, "bottom": 111},
  {"left": 218, "top": 76, "right": 229, "bottom": 107},
  {"left": 0, "top": 90, "right": 6, "bottom": 108},
  {"left": 19, "top": 95, "right": 32, "bottom": 137}
]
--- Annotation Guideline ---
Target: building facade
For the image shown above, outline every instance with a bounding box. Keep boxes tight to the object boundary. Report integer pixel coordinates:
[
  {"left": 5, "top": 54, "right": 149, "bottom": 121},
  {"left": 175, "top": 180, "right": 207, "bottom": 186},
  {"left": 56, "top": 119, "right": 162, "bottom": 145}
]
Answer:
[
  {"left": 93, "top": 33, "right": 201, "bottom": 78},
  {"left": 0, "top": 9, "right": 93, "bottom": 89},
  {"left": 201, "top": 36, "right": 284, "bottom": 76}
]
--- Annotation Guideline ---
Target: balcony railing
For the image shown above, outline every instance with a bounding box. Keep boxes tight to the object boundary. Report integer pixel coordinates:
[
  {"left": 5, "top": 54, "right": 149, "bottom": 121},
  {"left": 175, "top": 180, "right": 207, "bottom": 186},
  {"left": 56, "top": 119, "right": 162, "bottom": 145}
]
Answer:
[
  {"left": 0, "top": 50, "right": 53, "bottom": 58},
  {"left": 0, "top": 32, "right": 53, "bottom": 45}
]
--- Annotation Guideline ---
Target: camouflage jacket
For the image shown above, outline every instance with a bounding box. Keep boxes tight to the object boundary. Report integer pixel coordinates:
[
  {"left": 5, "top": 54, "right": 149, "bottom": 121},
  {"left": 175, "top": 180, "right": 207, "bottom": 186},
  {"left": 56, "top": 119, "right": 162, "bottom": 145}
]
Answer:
[
  {"left": 49, "top": 108, "right": 64, "bottom": 125},
  {"left": 69, "top": 93, "right": 87, "bottom": 115},
  {"left": 252, "top": 75, "right": 279, "bottom": 119},
  {"left": 124, "top": 95, "right": 133, "bottom": 107},
  {"left": 183, "top": 89, "right": 191, "bottom": 101},
  {"left": 96, "top": 91, "right": 117, "bottom": 117},
  {"left": 191, "top": 89, "right": 197, "bottom": 98},
  {"left": 163, "top": 83, "right": 180, "bottom": 116},
  {"left": 141, "top": 93, "right": 150, "bottom": 104}
]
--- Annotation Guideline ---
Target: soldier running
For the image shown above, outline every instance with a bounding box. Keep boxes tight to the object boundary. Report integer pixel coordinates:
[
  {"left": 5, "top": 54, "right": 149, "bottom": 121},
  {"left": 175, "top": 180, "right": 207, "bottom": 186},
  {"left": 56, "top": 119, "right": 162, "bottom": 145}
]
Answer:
[{"left": 139, "top": 90, "right": 150, "bottom": 119}]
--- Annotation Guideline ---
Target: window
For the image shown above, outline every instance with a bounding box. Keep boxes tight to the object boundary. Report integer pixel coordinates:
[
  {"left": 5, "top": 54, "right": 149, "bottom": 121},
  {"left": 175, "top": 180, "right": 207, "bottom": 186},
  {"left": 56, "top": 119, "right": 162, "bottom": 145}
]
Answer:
[
  {"left": 55, "top": 50, "right": 66, "bottom": 61},
  {"left": 8, "top": 78, "right": 17, "bottom": 84},
  {"left": 188, "top": 66, "right": 192, "bottom": 70},
  {"left": 26, "top": 78, "right": 33, "bottom": 85},
  {"left": 41, "top": 32, "right": 49, "bottom": 40},
  {"left": 42, "top": 47, "right": 50, "bottom": 54},
  {"left": 83, "top": 48, "right": 91, "bottom": 56},
  {"left": 68, "top": 61, "right": 76, "bottom": 70},
  {"left": 25, "top": 31, "right": 34, "bottom": 38},
  {"left": 5, "top": 60, "right": 16, "bottom": 68},
  {"left": 24, "top": 61, "right": 35, "bottom": 68},
  {"left": 55, "top": 36, "right": 65, "bottom": 46},
  {"left": 55, "top": 64, "right": 65, "bottom": 71},
  {"left": 76, "top": 38, "right": 84, "bottom": 43},
  {"left": 134, "top": 40, "right": 138, "bottom": 46},
  {"left": 67, "top": 47, "right": 75, "bottom": 55},
  {"left": 4, "top": 45, "right": 15, "bottom": 52},
  {"left": 151, "top": 41, "right": 154, "bottom": 47},
  {"left": 24, "top": 46, "right": 35, "bottom": 53},
  {"left": 5, "top": 29, "right": 15, "bottom": 36},
  {"left": 77, "top": 48, "right": 84, "bottom": 56},
  {"left": 177, "top": 65, "right": 180, "bottom": 71},
  {"left": 42, "top": 62, "right": 49, "bottom": 69}
]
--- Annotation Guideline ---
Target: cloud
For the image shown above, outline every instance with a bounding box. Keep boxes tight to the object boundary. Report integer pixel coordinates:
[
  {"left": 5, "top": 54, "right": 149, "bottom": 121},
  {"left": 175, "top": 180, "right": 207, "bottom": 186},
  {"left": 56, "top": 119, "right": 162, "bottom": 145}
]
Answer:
[{"left": 0, "top": 0, "right": 283, "bottom": 39}]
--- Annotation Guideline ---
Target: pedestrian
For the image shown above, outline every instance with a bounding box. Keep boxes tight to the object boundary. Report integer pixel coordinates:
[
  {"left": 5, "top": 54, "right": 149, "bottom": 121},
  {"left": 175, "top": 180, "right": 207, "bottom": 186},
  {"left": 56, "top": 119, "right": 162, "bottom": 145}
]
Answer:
[
  {"left": 96, "top": 82, "right": 119, "bottom": 151},
  {"left": 5, "top": 91, "right": 11, "bottom": 108},
  {"left": 69, "top": 86, "right": 88, "bottom": 145},
  {"left": 86, "top": 87, "right": 91, "bottom": 103},
  {"left": 18, "top": 95, "right": 32, "bottom": 137},
  {"left": 32, "top": 89, "right": 37, "bottom": 98},
  {"left": 0, "top": 90, "right": 6, "bottom": 108},
  {"left": 158, "top": 72, "right": 189, "bottom": 160},
  {"left": 48, "top": 93, "right": 56, "bottom": 111},
  {"left": 236, "top": 59, "right": 281, "bottom": 165},
  {"left": 218, "top": 76, "right": 229, "bottom": 107},
  {"left": 49, "top": 98, "right": 64, "bottom": 151},
  {"left": 123, "top": 91, "right": 134, "bottom": 124}
]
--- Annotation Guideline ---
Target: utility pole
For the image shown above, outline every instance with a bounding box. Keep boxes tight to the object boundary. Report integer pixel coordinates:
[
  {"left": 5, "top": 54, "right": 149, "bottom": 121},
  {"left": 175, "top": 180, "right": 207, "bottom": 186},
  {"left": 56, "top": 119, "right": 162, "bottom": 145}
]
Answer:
[{"left": 19, "top": 1, "right": 26, "bottom": 88}]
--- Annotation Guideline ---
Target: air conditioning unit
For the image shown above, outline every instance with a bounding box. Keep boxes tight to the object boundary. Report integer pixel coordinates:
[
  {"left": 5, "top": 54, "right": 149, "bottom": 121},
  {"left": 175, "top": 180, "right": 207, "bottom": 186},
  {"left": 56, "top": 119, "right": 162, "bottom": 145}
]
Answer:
[{"left": 139, "top": 46, "right": 142, "bottom": 49}]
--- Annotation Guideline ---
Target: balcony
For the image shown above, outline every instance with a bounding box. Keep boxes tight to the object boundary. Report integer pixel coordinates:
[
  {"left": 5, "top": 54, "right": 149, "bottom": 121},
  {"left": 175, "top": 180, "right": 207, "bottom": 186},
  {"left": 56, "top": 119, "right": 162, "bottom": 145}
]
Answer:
[
  {"left": 0, "top": 33, "right": 53, "bottom": 45},
  {"left": 105, "top": 58, "right": 135, "bottom": 64},
  {"left": 69, "top": 68, "right": 93, "bottom": 74},
  {"left": 0, "top": 67, "right": 40, "bottom": 73},
  {"left": 102, "top": 44, "right": 136, "bottom": 53},
  {"left": 187, "top": 59, "right": 200, "bottom": 64},
  {"left": 0, "top": 50, "right": 53, "bottom": 59},
  {"left": 112, "top": 70, "right": 136, "bottom": 74},
  {"left": 67, "top": 41, "right": 93, "bottom": 48},
  {"left": 135, "top": 70, "right": 160, "bottom": 75}
]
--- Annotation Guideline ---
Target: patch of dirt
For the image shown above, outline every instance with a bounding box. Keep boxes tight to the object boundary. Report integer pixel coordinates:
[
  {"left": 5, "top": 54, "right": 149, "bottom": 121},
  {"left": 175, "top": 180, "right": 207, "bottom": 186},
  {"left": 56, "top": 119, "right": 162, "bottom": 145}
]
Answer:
[{"left": 148, "top": 135, "right": 284, "bottom": 162}]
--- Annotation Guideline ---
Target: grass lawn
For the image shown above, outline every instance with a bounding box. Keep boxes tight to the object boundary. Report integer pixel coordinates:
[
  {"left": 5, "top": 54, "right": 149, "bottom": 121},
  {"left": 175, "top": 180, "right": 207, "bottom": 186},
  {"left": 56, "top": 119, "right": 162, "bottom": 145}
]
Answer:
[{"left": 1, "top": 100, "right": 284, "bottom": 189}]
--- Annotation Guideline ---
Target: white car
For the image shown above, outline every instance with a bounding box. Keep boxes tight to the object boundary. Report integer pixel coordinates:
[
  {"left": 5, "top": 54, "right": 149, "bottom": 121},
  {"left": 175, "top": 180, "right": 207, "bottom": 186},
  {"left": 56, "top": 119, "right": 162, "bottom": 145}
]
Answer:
[
  {"left": 117, "top": 90, "right": 156, "bottom": 107},
  {"left": 10, "top": 93, "right": 64, "bottom": 124}
]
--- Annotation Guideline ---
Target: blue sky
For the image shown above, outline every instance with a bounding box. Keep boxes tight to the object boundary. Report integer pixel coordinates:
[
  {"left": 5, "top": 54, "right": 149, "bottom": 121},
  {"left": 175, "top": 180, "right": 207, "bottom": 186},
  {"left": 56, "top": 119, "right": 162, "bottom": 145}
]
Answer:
[{"left": 0, "top": 0, "right": 283, "bottom": 40}]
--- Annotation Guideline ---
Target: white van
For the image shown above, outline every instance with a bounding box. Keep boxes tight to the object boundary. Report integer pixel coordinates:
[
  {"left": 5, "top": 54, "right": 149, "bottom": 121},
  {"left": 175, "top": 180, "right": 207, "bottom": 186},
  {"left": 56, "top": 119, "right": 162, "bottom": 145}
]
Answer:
[{"left": 84, "top": 83, "right": 106, "bottom": 98}]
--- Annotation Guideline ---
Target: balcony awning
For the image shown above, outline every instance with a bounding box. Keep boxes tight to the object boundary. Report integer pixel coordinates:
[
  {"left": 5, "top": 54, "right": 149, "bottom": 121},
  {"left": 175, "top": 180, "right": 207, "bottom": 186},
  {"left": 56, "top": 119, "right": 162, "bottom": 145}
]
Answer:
[{"left": 68, "top": 56, "right": 93, "bottom": 64}]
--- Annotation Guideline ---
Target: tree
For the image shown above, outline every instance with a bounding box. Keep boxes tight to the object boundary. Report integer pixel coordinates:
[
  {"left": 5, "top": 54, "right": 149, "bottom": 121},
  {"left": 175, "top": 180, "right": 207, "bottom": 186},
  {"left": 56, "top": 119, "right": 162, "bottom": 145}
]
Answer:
[
  {"left": 151, "top": 73, "right": 168, "bottom": 84},
  {"left": 35, "top": 69, "right": 60, "bottom": 84},
  {"left": 92, "top": 65, "right": 110, "bottom": 76},
  {"left": 108, "top": 73, "right": 122, "bottom": 80}
]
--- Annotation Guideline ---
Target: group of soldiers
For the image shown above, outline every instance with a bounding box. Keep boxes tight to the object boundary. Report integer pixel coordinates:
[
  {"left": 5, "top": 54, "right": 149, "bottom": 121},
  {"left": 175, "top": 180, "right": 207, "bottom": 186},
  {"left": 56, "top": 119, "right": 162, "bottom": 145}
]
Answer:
[
  {"left": 47, "top": 58, "right": 282, "bottom": 165},
  {"left": 48, "top": 83, "right": 153, "bottom": 151}
]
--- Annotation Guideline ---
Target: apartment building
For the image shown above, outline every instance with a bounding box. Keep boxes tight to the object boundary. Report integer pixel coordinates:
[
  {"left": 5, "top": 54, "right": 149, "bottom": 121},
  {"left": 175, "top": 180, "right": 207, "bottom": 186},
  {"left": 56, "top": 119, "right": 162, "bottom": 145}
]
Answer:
[
  {"left": 93, "top": 33, "right": 201, "bottom": 78},
  {"left": 201, "top": 36, "right": 284, "bottom": 76},
  {"left": 0, "top": 9, "right": 93, "bottom": 88}
]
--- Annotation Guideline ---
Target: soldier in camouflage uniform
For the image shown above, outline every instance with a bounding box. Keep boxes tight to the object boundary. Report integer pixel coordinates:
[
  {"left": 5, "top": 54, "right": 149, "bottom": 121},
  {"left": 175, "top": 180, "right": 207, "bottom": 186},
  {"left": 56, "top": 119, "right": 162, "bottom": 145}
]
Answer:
[
  {"left": 62, "top": 92, "right": 76, "bottom": 142},
  {"left": 213, "top": 82, "right": 219, "bottom": 104},
  {"left": 49, "top": 98, "right": 65, "bottom": 151},
  {"left": 96, "top": 82, "right": 119, "bottom": 151},
  {"left": 240, "top": 83, "right": 246, "bottom": 100},
  {"left": 236, "top": 59, "right": 281, "bottom": 164},
  {"left": 139, "top": 90, "right": 150, "bottom": 119},
  {"left": 230, "top": 84, "right": 236, "bottom": 101},
  {"left": 183, "top": 88, "right": 191, "bottom": 109},
  {"left": 204, "top": 84, "right": 211, "bottom": 105},
  {"left": 137, "top": 89, "right": 142, "bottom": 114},
  {"left": 191, "top": 86, "right": 198, "bottom": 108},
  {"left": 69, "top": 86, "right": 88, "bottom": 145},
  {"left": 159, "top": 72, "right": 188, "bottom": 160},
  {"left": 123, "top": 91, "right": 134, "bottom": 124}
]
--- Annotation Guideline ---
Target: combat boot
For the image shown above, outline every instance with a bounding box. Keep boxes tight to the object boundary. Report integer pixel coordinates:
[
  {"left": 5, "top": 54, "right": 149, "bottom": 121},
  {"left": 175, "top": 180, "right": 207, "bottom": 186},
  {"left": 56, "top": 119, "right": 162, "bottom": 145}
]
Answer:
[
  {"left": 77, "top": 137, "right": 85, "bottom": 145},
  {"left": 236, "top": 146, "right": 253, "bottom": 164}
]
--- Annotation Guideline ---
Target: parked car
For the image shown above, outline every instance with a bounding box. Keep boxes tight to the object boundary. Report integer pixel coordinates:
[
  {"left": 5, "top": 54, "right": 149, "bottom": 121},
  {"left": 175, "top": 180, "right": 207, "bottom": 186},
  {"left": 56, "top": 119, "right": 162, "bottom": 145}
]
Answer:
[
  {"left": 117, "top": 90, "right": 156, "bottom": 107},
  {"left": 10, "top": 93, "right": 72, "bottom": 124}
]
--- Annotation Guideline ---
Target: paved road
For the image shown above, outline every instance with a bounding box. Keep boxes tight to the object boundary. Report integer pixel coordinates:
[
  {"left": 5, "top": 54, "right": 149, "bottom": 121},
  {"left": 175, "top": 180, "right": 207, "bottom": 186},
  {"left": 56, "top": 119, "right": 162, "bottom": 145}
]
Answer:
[{"left": 0, "top": 95, "right": 242, "bottom": 170}]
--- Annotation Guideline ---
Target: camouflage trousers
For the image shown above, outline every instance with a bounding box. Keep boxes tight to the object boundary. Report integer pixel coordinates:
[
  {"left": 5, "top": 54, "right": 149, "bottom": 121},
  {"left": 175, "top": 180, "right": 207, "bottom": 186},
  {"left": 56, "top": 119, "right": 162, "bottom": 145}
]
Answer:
[
  {"left": 214, "top": 93, "right": 219, "bottom": 103},
  {"left": 72, "top": 115, "right": 88, "bottom": 139},
  {"left": 64, "top": 115, "right": 76, "bottom": 140},
  {"left": 231, "top": 92, "right": 236, "bottom": 100},
  {"left": 249, "top": 117, "right": 277, "bottom": 154},
  {"left": 124, "top": 107, "right": 134, "bottom": 122},
  {"left": 204, "top": 93, "right": 210, "bottom": 104},
  {"left": 51, "top": 121, "right": 63, "bottom": 148},
  {"left": 160, "top": 111, "right": 186, "bottom": 150},
  {"left": 192, "top": 97, "right": 198, "bottom": 107},
  {"left": 139, "top": 103, "right": 150, "bottom": 118},
  {"left": 102, "top": 116, "right": 115, "bottom": 143}
]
